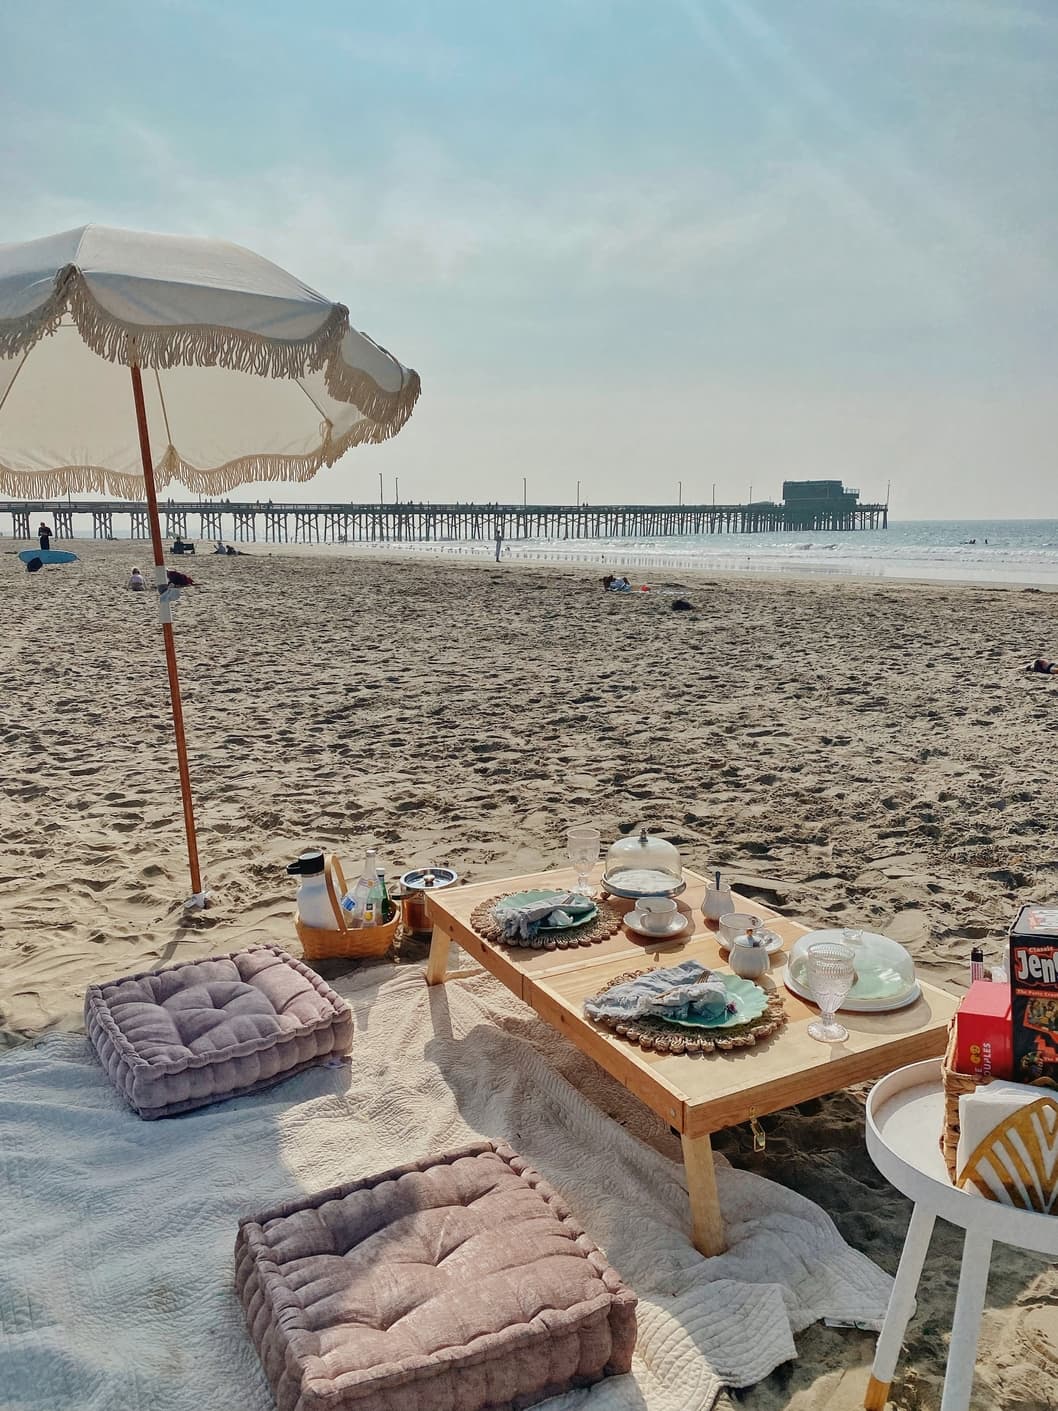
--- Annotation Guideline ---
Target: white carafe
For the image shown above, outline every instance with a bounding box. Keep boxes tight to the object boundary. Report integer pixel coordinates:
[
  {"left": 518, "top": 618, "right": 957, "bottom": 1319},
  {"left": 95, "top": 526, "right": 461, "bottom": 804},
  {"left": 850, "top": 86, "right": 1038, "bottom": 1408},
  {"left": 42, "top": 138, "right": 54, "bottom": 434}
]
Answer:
[{"left": 286, "top": 849, "right": 342, "bottom": 931}]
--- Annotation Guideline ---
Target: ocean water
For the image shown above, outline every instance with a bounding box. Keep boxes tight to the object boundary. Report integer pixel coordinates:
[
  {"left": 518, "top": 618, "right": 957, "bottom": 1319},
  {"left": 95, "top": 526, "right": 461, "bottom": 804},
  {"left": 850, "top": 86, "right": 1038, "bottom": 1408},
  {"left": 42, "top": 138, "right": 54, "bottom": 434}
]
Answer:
[
  {"left": 373, "top": 519, "right": 1058, "bottom": 589},
  {"left": 14, "top": 516, "right": 1058, "bottom": 588}
]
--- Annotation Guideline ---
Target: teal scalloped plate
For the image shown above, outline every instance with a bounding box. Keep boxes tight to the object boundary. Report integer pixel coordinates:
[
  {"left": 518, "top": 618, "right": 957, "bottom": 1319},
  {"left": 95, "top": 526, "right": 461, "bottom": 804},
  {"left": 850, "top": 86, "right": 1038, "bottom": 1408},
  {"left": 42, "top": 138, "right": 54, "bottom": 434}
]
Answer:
[
  {"left": 658, "top": 975, "right": 769, "bottom": 1030},
  {"left": 501, "top": 890, "right": 599, "bottom": 932}
]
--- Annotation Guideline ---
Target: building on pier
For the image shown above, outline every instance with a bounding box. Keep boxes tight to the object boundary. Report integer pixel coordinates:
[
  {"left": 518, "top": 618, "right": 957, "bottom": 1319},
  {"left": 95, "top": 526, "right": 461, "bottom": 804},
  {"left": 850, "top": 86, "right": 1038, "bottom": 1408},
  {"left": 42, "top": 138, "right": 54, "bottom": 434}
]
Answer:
[{"left": 781, "top": 480, "right": 867, "bottom": 531}]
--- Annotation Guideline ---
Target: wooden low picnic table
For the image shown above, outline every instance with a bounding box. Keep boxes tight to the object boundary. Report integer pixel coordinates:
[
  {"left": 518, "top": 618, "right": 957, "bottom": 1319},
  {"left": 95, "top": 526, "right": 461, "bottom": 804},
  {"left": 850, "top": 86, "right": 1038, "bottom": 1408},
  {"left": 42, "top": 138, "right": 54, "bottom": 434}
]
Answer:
[{"left": 425, "top": 867, "right": 958, "bottom": 1257}]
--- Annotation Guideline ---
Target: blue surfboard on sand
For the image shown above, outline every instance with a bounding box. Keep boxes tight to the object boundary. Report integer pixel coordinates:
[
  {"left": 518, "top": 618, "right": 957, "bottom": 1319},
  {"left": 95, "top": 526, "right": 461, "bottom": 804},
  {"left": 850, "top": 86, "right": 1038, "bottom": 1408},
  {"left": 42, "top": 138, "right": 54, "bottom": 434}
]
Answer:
[{"left": 18, "top": 549, "right": 79, "bottom": 564}]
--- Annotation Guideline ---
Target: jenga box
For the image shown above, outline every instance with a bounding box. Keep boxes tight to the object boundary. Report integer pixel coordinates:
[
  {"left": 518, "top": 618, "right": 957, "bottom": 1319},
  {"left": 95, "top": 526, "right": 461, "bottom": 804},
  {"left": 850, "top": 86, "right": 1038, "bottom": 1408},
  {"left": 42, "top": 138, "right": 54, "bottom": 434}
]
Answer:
[
  {"left": 1009, "top": 905, "right": 1058, "bottom": 1088},
  {"left": 953, "top": 980, "right": 1012, "bottom": 1080}
]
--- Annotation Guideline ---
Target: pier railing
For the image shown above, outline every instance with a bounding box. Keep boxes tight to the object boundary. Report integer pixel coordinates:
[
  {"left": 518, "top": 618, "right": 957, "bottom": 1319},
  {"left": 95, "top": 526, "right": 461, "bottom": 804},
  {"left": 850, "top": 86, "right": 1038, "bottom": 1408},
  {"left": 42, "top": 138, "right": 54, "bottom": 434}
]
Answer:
[{"left": 2, "top": 498, "right": 888, "bottom": 543}]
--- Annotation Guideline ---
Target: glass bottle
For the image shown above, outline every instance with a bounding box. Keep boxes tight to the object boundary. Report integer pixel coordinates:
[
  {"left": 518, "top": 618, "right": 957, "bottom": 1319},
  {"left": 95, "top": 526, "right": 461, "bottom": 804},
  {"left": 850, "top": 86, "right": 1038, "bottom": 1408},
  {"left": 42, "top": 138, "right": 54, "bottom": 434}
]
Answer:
[
  {"left": 342, "top": 847, "right": 379, "bottom": 929},
  {"left": 365, "top": 868, "right": 385, "bottom": 928},
  {"left": 376, "top": 868, "right": 391, "bottom": 922}
]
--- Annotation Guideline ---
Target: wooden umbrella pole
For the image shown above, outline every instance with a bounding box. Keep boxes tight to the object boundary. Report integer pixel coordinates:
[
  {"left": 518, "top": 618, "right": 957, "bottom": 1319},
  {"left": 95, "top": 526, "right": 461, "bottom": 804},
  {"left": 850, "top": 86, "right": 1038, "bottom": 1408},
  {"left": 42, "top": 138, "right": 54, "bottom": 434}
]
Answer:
[{"left": 130, "top": 364, "right": 203, "bottom": 897}]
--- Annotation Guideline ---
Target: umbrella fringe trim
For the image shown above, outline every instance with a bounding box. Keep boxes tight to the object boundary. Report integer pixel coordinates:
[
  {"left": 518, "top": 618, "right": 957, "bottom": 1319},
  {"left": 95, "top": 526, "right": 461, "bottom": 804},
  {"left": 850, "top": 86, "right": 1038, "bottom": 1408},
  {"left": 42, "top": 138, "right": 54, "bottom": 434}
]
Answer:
[
  {"left": 0, "top": 267, "right": 421, "bottom": 433},
  {"left": 0, "top": 414, "right": 404, "bottom": 500}
]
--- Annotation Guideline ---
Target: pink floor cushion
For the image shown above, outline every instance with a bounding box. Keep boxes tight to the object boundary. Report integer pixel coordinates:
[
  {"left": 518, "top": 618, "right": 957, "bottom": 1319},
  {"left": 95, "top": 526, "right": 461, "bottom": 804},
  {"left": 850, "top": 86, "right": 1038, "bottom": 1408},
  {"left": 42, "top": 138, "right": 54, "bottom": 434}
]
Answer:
[
  {"left": 235, "top": 1141, "right": 638, "bottom": 1411},
  {"left": 84, "top": 944, "right": 353, "bottom": 1119}
]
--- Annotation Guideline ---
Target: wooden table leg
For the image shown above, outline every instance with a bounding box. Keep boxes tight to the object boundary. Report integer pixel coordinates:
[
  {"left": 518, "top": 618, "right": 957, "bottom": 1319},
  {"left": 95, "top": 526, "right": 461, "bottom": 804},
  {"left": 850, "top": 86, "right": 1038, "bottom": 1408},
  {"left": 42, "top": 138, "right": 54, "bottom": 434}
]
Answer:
[
  {"left": 425, "top": 923, "right": 452, "bottom": 986},
  {"left": 681, "top": 1132, "right": 726, "bottom": 1256}
]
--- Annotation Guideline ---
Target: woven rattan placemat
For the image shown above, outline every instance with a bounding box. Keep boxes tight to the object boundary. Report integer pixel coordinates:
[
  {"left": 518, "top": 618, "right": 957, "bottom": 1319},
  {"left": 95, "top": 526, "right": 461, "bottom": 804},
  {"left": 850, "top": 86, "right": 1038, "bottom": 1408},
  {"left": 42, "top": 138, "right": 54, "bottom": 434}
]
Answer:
[
  {"left": 587, "top": 968, "right": 787, "bottom": 1053},
  {"left": 471, "top": 892, "right": 624, "bottom": 951}
]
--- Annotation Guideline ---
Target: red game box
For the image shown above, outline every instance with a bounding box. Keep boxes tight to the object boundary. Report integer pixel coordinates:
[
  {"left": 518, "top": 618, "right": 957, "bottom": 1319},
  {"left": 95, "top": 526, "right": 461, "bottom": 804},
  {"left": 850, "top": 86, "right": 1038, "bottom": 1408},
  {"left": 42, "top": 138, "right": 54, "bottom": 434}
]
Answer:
[{"left": 953, "top": 980, "right": 1012, "bottom": 1080}]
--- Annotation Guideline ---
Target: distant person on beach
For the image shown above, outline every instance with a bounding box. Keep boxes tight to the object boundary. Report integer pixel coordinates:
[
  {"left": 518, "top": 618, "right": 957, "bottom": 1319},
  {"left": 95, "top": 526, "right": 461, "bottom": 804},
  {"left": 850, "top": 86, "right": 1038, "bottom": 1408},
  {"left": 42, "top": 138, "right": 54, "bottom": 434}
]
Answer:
[
  {"left": 214, "top": 541, "right": 227, "bottom": 555},
  {"left": 494, "top": 529, "right": 503, "bottom": 562},
  {"left": 37, "top": 522, "right": 53, "bottom": 551},
  {"left": 1027, "top": 659, "right": 1058, "bottom": 676},
  {"left": 603, "top": 574, "right": 631, "bottom": 592},
  {"left": 126, "top": 567, "right": 147, "bottom": 592}
]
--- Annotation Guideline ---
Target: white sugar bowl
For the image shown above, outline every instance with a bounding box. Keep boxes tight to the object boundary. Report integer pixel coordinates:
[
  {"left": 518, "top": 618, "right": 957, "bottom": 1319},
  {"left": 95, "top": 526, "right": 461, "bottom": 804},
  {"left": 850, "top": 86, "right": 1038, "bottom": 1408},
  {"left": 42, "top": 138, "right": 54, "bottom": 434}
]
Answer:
[{"left": 728, "top": 928, "right": 772, "bottom": 981}]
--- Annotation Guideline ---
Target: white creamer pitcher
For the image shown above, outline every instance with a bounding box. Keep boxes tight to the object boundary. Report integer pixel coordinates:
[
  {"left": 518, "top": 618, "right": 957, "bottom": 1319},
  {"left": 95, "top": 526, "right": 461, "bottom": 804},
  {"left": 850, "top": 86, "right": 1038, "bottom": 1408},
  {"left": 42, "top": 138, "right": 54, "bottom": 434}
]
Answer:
[{"left": 702, "top": 871, "right": 734, "bottom": 924}]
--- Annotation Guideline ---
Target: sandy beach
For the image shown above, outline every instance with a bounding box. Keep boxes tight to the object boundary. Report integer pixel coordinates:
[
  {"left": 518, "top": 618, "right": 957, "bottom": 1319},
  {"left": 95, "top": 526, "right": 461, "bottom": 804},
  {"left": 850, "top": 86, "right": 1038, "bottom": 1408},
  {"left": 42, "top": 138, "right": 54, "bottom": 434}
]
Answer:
[{"left": 2, "top": 540, "right": 1057, "bottom": 1409}]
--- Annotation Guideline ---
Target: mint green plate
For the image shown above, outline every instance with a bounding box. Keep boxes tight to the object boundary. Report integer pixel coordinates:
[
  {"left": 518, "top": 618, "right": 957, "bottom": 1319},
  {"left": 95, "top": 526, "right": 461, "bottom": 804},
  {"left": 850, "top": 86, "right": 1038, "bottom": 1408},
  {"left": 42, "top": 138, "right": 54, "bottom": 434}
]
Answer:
[
  {"left": 660, "top": 975, "right": 769, "bottom": 1030},
  {"left": 502, "top": 890, "right": 599, "bottom": 931}
]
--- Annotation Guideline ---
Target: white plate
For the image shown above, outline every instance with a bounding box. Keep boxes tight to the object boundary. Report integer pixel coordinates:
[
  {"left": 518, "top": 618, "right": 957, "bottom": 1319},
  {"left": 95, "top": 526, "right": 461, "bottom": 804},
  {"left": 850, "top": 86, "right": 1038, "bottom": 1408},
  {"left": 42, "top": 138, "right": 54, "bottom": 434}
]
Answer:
[
  {"left": 782, "top": 968, "right": 922, "bottom": 1013},
  {"left": 718, "top": 928, "right": 784, "bottom": 955},
  {"left": 625, "top": 911, "right": 692, "bottom": 940},
  {"left": 602, "top": 869, "right": 687, "bottom": 899}
]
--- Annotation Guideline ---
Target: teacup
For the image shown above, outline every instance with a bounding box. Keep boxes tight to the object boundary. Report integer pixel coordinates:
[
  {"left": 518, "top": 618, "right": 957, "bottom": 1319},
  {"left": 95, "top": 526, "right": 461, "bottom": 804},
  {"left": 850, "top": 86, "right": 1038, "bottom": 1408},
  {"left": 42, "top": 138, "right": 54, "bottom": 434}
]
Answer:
[
  {"left": 636, "top": 897, "right": 678, "bottom": 932},
  {"left": 718, "top": 911, "right": 760, "bottom": 946}
]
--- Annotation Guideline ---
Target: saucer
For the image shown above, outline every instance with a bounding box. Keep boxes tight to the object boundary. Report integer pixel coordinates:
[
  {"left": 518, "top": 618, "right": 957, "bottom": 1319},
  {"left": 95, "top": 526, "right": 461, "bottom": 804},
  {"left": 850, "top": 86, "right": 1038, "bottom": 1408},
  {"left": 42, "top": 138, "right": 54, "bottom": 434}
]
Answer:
[
  {"left": 625, "top": 910, "right": 691, "bottom": 940},
  {"left": 718, "top": 928, "right": 784, "bottom": 955}
]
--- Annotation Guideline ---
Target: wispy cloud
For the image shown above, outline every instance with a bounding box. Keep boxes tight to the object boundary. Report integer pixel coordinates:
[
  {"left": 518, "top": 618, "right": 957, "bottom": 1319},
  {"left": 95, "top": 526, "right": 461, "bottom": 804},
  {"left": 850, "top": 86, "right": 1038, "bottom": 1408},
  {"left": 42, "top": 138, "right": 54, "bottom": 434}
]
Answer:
[{"left": 7, "top": 104, "right": 1049, "bottom": 361}]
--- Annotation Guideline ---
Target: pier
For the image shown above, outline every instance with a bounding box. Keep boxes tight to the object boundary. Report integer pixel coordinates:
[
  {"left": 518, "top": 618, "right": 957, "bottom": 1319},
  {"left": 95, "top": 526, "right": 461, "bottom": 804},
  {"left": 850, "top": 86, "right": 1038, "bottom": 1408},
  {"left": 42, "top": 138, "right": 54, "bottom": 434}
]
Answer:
[{"left": 2, "top": 483, "right": 887, "bottom": 544}]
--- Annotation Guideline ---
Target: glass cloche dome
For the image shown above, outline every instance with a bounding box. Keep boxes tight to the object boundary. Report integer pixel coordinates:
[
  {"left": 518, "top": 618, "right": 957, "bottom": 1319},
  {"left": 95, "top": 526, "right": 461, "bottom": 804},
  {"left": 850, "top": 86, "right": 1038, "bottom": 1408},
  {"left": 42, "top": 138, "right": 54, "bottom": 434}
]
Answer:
[
  {"left": 786, "top": 927, "right": 918, "bottom": 1011},
  {"left": 602, "top": 829, "right": 683, "bottom": 898}
]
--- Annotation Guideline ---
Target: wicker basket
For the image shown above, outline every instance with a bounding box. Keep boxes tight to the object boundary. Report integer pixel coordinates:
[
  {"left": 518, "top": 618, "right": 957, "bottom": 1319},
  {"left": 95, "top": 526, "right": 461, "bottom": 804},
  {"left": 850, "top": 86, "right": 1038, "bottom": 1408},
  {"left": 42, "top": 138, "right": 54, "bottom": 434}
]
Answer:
[
  {"left": 941, "top": 1023, "right": 992, "bottom": 1182},
  {"left": 295, "top": 853, "right": 399, "bottom": 961}
]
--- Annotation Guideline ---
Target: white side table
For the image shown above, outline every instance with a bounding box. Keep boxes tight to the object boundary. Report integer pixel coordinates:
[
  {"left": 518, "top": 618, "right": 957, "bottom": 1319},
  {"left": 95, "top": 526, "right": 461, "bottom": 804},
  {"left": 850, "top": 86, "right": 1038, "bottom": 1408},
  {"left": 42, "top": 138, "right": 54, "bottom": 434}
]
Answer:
[{"left": 863, "top": 1059, "right": 1058, "bottom": 1411}]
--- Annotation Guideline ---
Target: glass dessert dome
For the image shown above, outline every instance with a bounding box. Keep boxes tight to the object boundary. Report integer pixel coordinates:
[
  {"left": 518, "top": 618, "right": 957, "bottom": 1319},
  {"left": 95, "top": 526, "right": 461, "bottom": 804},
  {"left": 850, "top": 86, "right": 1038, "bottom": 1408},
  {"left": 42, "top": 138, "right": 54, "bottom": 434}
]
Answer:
[
  {"left": 602, "top": 829, "right": 683, "bottom": 898},
  {"left": 786, "top": 927, "right": 919, "bottom": 1012}
]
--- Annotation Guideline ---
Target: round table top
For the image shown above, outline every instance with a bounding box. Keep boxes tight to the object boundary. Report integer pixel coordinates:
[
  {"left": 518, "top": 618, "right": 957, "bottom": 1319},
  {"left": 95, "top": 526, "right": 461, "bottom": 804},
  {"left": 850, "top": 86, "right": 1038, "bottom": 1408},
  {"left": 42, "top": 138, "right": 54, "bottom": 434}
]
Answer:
[{"left": 866, "top": 1060, "right": 1058, "bottom": 1253}]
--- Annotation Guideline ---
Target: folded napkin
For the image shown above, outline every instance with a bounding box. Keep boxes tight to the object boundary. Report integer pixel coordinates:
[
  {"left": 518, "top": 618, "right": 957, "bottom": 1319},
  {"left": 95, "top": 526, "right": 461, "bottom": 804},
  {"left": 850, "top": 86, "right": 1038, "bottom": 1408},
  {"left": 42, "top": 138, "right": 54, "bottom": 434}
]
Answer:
[
  {"left": 493, "top": 891, "right": 594, "bottom": 941},
  {"left": 956, "top": 1080, "right": 1058, "bottom": 1211},
  {"left": 584, "top": 959, "right": 735, "bottom": 1024}
]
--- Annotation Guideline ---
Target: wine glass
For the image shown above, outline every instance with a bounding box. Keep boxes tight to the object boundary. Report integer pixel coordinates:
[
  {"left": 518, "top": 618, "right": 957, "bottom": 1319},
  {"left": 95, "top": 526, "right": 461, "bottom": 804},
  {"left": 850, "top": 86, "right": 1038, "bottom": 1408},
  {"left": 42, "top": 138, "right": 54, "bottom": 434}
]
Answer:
[
  {"left": 805, "top": 941, "right": 855, "bottom": 1043},
  {"left": 566, "top": 826, "right": 601, "bottom": 896}
]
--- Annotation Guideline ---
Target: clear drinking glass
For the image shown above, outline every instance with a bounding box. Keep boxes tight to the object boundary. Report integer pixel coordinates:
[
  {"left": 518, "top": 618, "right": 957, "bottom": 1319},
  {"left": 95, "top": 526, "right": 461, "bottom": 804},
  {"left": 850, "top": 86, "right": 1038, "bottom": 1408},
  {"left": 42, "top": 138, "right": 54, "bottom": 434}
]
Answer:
[
  {"left": 805, "top": 941, "right": 856, "bottom": 1043},
  {"left": 566, "top": 826, "right": 601, "bottom": 895}
]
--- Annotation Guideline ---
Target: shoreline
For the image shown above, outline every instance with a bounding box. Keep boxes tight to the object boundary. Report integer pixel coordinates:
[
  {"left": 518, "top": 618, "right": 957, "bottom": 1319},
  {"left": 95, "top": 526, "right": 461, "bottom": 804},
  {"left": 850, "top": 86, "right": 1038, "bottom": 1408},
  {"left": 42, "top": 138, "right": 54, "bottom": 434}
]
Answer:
[{"left": 8, "top": 533, "right": 1058, "bottom": 594}]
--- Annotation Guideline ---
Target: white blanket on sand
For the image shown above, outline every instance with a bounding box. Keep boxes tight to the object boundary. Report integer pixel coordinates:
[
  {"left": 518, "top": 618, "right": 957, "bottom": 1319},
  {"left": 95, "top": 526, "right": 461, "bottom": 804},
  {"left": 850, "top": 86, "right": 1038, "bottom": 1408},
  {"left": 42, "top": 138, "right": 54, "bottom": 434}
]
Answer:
[{"left": 0, "top": 964, "right": 891, "bottom": 1411}]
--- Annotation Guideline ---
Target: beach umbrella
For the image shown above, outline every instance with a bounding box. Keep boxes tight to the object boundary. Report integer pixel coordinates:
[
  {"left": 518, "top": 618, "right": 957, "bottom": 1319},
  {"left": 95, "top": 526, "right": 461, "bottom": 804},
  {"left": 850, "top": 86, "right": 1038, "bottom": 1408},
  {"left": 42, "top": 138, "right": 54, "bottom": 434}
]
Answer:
[{"left": 0, "top": 225, "right": 420, "bottom": 902}]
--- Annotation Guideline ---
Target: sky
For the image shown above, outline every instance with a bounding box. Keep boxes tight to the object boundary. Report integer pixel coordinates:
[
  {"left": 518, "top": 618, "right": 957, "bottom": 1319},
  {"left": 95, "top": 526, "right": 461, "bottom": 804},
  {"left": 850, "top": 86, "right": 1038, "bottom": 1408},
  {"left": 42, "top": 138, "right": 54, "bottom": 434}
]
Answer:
[{"left": 1, "top": 0, "right": 1056, "bottom": 517}]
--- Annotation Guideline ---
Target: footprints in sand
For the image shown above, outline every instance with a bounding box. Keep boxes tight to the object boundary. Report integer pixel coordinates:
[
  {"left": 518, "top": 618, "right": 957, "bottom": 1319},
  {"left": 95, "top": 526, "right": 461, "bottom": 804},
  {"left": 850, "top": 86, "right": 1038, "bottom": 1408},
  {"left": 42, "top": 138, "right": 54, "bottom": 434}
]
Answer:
[{"left": 4, "top": 551, "right": 1058, "bottom": 1036}]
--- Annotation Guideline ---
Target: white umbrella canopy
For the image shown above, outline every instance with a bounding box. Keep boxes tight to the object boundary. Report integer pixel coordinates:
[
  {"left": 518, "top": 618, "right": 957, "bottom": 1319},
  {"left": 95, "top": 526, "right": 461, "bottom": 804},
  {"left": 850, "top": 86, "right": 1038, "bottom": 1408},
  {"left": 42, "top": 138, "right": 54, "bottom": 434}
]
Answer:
[
  {"left": 0, "top": 225, "right": 419, "bottom": 496},
  {"left": 0, "top": 225, "right": 421, "bottom": 901}
]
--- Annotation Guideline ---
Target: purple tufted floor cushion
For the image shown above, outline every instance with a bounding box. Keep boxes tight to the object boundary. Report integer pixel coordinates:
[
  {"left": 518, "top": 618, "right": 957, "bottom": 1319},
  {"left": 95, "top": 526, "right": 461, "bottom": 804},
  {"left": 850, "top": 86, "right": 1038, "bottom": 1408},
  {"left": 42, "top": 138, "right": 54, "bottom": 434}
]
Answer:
[
  {"left": 84, "top": 944, "right": 353, "bottom": 1119},
  {"left": 235, "top": 1141, "right": 638, "bottom": 1411}
]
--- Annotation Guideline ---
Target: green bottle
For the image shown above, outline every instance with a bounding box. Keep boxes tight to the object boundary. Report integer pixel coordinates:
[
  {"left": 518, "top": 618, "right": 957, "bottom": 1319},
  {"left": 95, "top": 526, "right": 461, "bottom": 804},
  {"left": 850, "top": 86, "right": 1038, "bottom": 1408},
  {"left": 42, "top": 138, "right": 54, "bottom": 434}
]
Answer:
[{"left": 375, "top": 868, "right": 391, "bottom": 922}]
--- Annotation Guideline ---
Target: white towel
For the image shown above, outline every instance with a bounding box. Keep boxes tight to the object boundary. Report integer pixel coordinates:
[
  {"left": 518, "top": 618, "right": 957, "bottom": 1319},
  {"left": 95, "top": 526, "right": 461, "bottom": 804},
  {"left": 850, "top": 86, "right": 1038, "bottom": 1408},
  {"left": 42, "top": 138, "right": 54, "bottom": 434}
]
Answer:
[{"left": 957, "top": 1081, "right": 1058, "bottom": 1210}]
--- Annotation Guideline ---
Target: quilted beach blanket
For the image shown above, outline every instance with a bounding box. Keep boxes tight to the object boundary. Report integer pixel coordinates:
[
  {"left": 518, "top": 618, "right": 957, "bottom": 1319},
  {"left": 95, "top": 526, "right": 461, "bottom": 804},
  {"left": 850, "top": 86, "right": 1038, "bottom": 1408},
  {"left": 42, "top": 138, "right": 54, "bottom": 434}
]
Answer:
[{"left": 0, "top": 964, "right": 891, "bottom": 1411}]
